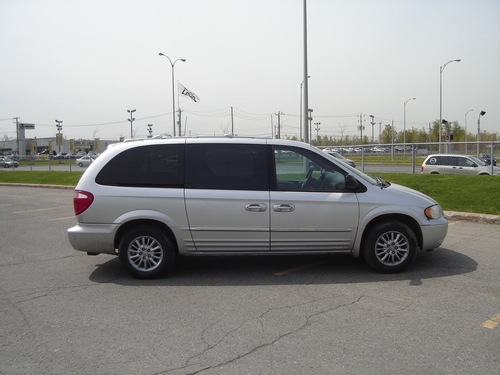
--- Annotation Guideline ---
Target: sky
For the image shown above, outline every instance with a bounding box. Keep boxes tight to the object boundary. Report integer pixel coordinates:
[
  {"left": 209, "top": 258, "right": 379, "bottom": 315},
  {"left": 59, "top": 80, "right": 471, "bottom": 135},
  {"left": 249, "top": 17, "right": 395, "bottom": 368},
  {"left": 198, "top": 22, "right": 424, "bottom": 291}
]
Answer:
[{"left": 1, "top": 0, "right": 499, "bottom": 142}]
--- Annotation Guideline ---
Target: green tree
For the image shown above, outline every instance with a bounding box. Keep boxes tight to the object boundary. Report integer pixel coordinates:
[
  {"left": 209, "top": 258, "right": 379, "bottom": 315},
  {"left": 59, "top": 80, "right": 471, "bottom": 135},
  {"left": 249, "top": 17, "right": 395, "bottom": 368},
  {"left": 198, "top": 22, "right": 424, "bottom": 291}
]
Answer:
[{"left": 380, "top": 124, "right": 396, "bottom": 144}]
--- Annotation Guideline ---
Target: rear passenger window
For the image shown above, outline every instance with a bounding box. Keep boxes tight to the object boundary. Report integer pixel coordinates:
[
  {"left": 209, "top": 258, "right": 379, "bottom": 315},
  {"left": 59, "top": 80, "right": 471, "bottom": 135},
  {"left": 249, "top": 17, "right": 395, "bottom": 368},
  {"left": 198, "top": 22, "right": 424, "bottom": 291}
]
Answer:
[
  {"left": 95, "top": 144, "right": 184, "bottom": 187},
  {"left": 185, "top": 144, "right": 268, "bottom": 190},
  {"left": 427, "top": 156, "right": 457, "bottom": 166}
]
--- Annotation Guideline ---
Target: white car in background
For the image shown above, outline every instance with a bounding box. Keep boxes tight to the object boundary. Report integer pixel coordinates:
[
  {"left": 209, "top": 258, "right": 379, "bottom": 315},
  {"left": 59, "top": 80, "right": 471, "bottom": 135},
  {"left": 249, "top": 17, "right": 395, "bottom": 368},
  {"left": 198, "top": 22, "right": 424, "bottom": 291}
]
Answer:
[
  {"left": 76, "top": 155, "right": 96, "bottom": 167},
  {"left": 421, "top": 154, "right": 500, "bottom": 176},
  {"left": 323, "top": 150, "right": 356, "bottom": 167}
]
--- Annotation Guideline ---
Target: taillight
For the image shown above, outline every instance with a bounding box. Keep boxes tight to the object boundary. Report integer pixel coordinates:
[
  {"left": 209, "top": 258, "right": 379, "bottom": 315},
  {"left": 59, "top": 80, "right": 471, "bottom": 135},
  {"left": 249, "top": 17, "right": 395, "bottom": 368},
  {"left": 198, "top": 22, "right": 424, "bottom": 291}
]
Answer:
[{"left": 73, "top": 190, "right": 94, "bottom": 215}]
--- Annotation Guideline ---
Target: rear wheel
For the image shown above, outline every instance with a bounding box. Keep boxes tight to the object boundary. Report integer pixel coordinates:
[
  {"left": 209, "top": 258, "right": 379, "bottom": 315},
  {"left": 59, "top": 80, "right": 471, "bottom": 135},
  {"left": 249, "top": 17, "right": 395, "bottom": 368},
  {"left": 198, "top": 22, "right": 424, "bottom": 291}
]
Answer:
[
  {"left": 363, "top": 221, "right": 417, "bottom": 273},
  {"left": 119, "top": 225, "right": 175, "bottom": 279}
]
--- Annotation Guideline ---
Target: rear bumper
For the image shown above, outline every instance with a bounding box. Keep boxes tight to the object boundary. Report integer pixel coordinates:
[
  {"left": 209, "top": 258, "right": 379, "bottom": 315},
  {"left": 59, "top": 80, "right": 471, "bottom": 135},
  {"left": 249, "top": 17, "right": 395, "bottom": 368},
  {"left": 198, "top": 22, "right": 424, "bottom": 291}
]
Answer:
[{"left": 67, "top": 223, "right": 119, "bottom": 255}]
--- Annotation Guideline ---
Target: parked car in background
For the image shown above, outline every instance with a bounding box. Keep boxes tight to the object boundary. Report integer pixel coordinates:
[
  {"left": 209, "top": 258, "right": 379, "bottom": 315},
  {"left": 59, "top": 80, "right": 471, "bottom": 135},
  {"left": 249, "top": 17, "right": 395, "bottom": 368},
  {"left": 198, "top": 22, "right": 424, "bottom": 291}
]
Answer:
[
  {"left": 0, "top": 157, "right": 19, "bottom": 168},
  {"left": 323, "top": 150, "right": 356, "bottom": 167},
  {"left": 68, "top": 137, "right": 448, "bottom": 279},
  {"left": 421, "top": 154, "right": 500, "bottom": 176},
  {"left": 76, "top": 155, "right": 96, "bottom": 167},
  {"left": 479, "top": 154, "right": 497, "bottom": 166}
]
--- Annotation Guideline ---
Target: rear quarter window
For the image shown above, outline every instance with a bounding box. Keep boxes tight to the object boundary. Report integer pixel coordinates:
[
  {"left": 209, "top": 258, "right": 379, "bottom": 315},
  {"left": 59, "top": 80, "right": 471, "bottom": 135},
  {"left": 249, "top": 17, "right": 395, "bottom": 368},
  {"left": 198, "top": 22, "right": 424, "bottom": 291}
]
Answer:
[{"left": 95, "top": 144, "right": 184, "bottom": 187}]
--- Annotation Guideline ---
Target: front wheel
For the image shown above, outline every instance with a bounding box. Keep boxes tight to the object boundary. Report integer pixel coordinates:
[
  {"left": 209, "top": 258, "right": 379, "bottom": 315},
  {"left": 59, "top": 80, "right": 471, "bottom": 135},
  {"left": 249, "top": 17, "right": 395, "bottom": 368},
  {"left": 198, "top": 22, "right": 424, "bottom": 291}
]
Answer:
[
  {"left": 119, "top": 225, "right": 176, "bottom": 279},
  {"left": 363, "top": 222, "right": 417, "bottom": 273}
]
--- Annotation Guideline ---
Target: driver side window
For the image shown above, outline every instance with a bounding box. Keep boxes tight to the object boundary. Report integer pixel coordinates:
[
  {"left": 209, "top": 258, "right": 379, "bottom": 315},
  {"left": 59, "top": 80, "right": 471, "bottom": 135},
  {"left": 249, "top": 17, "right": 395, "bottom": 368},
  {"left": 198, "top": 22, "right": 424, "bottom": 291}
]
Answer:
[{"left": 273, "top": 147, "right": 346, "bottom": 192}]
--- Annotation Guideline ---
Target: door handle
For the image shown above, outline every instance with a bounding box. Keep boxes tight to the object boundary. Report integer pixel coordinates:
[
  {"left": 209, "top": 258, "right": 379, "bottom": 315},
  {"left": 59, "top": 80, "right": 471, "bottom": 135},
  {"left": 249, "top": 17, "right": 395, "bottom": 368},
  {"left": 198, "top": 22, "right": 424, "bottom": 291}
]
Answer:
[
  {"left": 273, "top": 204, "right": 295, "bottom": 212},
  {"left": 245, "top": 203, "right": 267, "bottom": 212}
]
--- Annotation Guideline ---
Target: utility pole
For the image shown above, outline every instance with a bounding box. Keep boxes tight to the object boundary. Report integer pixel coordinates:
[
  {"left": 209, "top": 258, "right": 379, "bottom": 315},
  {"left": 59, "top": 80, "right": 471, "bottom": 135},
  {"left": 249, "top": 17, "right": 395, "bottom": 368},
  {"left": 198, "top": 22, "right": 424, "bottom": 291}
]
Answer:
[
  {"left": 276, "top": 111, "right": 282, "bottom": 139},
  {"left": 369, "top": 115, "right": 375, "bottom": 143},
  {"left": 308, "top": 109, "right": 313, "bottom": 143},
  {"left": 178, "top": 108, "right": 182, "bottom": 136},
  {"left": 358, "top": 114, "right": 365, "bottom": 143},
  {"left": 231, "top": 107, "right": 234, "bottom": 135},
  {"left": 127, "top": 109, "right": 136, "bottom": 138},
  {"left": 314, "top": 122, "right": 321, "bottom": 144},
  {"left": 14, "top": 117, "right": 20, "bottom": 156}
]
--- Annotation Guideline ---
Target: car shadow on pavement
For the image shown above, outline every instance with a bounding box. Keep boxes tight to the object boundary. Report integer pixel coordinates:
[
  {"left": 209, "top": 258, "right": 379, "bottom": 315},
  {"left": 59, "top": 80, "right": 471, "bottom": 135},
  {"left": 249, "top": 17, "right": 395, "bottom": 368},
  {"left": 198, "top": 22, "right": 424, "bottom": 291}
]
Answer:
[{"left": 88, "top": 247, "right": 477, "bottom": 287}]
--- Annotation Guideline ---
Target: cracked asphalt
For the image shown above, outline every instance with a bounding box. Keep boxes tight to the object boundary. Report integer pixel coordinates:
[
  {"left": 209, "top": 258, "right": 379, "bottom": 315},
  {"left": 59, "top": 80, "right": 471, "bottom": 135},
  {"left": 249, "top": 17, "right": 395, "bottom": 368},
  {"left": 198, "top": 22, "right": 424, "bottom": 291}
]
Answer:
[{"left": 1, "top": 186, "right": 499, "bottom": 374}]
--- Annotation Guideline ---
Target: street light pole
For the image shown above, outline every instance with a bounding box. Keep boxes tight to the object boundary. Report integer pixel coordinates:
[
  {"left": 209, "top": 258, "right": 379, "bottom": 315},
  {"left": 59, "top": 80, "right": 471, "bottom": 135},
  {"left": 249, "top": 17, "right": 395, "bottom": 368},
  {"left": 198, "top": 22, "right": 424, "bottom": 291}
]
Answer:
[
  {"left": 465, "top": 109, "right": 473, "bottom": 154},
  {"left": 127, "top": 109, "right": 136, "bottom": 138},
  {"left": 159, "top": 53, "right": 186, "bottom": 136},
  {"left": 477, "top": 111, "right": 486, "bottom": 157},
  {"left": 403, "top": 98, "right": 416, "bottom": 155},
  {"left": 55, "top": 119, "right": 63, "bottom": 155},
  {"left": 439, "top": 59, "right": 461, "bottom": 153},
  {"left": 303, "top": 0, "right": 309, "bottom": 144},
  {"left": 299, "top": 76, "right": 310, "bottom": 141},
  {"left": 369, "top": 115, "right": 375, "bottom": 143}
]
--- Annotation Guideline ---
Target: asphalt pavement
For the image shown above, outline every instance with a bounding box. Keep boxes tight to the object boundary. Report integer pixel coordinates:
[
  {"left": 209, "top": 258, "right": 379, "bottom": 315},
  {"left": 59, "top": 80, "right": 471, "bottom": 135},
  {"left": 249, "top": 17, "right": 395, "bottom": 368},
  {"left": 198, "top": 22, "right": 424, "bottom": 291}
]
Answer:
[{"left": 0, "top": 185, "right": 499, "bottom": 374}]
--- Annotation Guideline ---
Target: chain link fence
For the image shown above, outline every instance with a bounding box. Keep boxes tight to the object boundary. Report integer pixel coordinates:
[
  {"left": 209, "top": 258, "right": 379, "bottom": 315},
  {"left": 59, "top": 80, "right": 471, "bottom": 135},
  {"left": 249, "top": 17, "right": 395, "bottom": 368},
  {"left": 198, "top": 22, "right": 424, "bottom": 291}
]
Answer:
[
  {"left": 1, "top": 141, "right": 498, "bottom": 175},
  {"left": 323, "top": 141, "right": 499, "bottom": 175}
]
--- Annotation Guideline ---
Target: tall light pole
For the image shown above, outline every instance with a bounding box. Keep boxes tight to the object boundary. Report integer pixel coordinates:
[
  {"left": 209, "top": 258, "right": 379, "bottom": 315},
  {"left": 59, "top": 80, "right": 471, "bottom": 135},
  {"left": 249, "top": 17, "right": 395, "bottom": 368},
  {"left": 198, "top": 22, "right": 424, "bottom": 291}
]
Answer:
[
  {"left": 159, "top": 53, "right": 186, "bottom": 137},
  {"left": 55, "top": 119, "right": 63, "bottom": 154},
  {"left": 439, "top": 59, "right": 461, "bottom": 153},
  {"left": 465, "top": 109, "right": 473, "bottom": 154},
  {"left": 303, "top": 0, "right": 309, "bottom": 144},
  {"left": 477, "top": 111, "right": 486, "bottom": 157},
  {"left": 403, "top": 98, "right": 416, "bottom": 155},
  {"left": 127, "top": 109, "right": 136, "bottom": 138},
  {"left": 299, "top": 76, "right": 310, "bottom": 141}
]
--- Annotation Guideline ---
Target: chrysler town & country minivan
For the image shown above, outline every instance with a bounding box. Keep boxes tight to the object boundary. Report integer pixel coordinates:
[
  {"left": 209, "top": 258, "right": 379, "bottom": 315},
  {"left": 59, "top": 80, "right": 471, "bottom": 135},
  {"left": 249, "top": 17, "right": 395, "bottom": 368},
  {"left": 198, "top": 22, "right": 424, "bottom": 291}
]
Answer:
[{"left": 68, "top": 137, "right": 448, "bottom": 278}]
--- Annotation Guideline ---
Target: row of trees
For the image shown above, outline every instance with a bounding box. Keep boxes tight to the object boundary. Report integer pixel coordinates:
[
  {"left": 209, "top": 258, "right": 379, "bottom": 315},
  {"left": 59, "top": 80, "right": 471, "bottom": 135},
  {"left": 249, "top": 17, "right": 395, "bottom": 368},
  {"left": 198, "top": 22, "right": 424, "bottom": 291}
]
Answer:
[{"left": 304, "top": 120, "right": 498, "bottom": 147}]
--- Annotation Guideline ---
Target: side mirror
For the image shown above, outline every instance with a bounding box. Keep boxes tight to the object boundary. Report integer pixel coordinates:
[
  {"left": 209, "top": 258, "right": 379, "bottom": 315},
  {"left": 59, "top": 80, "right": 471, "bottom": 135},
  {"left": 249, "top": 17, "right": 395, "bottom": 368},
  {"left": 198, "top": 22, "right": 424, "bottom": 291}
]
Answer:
[{"left": 345, "top": 174, "right": 359, "bottom": 190}]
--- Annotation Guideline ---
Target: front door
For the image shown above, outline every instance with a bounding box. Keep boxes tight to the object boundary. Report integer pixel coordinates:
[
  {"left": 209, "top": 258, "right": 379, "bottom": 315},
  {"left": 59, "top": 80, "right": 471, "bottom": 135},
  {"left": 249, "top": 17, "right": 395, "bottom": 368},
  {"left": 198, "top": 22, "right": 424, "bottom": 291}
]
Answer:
[{"left": 270, "top": 146, "right": 359, "bottom": 253}]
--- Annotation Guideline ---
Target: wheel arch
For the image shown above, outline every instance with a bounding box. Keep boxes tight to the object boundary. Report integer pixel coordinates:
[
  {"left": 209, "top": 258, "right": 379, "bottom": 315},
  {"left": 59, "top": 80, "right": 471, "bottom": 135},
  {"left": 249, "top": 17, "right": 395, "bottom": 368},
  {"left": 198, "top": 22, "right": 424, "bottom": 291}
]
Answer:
[
  {"left": 360, "top": 214, "right": 423, "bottom": 255},
  {"left": 114, "top": 219, "right": 179, "bottom": 255}
]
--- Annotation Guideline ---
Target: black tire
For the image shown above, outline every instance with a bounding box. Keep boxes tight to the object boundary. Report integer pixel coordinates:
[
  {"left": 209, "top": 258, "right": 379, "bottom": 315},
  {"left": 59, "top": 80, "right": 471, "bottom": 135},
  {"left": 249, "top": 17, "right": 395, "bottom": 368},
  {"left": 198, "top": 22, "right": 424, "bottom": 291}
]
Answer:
[
  {"left": 78, "top": 162, "right": 83, "bottom": 167},
  {"left": 119, "top": 225, "right": 176, "bottom": 279},
  {"left": 363, "top": 221, "right": 417, "bottom": 273}
]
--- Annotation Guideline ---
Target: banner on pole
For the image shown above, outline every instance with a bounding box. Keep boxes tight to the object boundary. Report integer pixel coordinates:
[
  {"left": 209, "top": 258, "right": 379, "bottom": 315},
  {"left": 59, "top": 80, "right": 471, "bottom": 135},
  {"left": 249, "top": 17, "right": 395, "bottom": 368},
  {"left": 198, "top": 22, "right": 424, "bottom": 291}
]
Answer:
[{"left": 178, "top": 82, "right": 200, "bottom": 104}]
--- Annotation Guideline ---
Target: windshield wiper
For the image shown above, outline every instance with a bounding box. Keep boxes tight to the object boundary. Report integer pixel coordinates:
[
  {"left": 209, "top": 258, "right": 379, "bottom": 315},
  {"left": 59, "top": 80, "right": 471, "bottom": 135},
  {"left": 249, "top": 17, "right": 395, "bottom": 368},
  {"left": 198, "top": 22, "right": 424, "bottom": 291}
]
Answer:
[{"left": 372, "top": 175, "right": 390, "bottom": 189}]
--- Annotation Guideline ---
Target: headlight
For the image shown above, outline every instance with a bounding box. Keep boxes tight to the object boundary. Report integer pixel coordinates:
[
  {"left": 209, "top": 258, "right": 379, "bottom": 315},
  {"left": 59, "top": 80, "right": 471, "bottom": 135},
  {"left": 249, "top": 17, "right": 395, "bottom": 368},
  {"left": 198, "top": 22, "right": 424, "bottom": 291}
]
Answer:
[{"left": 425, "top": 204, "right": 442, "bottom": 219}]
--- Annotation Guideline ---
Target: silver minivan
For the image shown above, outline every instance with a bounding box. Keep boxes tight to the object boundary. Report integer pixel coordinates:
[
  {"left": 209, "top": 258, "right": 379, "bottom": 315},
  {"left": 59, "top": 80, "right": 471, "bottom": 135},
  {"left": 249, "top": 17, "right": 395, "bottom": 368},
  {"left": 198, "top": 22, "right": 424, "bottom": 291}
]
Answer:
[
  {"left": 68, "top": 137, "right": 448, "bottom": 278},
  {"left": 421, "top": 154, "right": 500, "bottom": 175}
]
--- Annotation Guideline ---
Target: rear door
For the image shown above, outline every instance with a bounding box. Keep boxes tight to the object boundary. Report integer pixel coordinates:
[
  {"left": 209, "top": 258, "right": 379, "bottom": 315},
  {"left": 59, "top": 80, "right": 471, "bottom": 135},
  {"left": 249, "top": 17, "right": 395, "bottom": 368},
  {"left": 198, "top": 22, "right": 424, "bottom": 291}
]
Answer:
[
  {"left": 269, "top": 145, "right": 359, "bottom": 253},
  {"left": 184, "top": 141, "right": 270, "bottom": 253}
]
